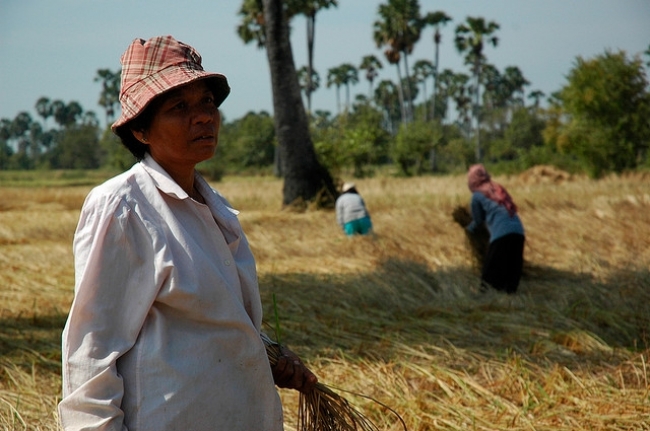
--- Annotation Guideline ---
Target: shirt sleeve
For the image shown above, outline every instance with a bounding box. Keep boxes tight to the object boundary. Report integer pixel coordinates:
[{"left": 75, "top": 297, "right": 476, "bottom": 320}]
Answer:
[
  {"left": 335, "top": 198, "right": 344, "bottom": 227},
  {"left": 467, "top": 192, "right": 486, "bottom": 233},
  {"left": 59, "top": 191, "right": 161, "bottom": 431}
]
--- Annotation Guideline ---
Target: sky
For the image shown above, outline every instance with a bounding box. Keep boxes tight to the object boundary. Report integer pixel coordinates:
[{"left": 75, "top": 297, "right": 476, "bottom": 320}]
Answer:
[{"left": 1, "top": 0, "right": 649, "bottom": 127}]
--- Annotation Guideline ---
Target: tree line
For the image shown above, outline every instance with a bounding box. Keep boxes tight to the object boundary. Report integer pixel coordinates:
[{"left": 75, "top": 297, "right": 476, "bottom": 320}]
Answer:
[{"left": 1, "top": 0, "right": 649, "bottom": 189}]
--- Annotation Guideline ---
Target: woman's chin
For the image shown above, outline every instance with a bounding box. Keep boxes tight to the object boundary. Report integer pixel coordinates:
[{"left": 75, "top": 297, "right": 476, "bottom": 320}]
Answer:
[{"left": 195, "top": 144, "right": 217, "bottom": 161}]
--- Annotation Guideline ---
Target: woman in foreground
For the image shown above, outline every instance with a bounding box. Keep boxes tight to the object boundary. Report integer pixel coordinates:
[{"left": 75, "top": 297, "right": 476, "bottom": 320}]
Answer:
[{"left": 58, "top": 35, "right": 316, "bottom": 431}]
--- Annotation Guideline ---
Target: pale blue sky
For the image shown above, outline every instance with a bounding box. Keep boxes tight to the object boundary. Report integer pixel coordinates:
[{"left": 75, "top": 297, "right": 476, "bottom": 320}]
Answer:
[{"left": 1, "top": 0, "right": 648, "bottom": 126}]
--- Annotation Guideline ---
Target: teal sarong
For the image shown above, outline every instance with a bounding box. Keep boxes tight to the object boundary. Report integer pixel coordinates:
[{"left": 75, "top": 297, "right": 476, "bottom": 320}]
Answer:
[{"left": 343, "top": 216, "right": 372, "bottom": 236}]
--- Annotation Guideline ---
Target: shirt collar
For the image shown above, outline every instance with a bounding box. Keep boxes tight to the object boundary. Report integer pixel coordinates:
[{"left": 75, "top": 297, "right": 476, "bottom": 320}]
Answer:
[
  {"left": 139, "top": 154, "right": 245, "bottom": 241},
  {"left": 139, "top": 153, "right": 190, "bottom": 200},
  {"left": 139, "top": 153, "right": 241, "bottom": 220}
]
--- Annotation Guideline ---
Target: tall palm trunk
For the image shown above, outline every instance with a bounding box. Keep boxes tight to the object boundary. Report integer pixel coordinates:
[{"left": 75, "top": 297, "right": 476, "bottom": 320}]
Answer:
[
  {"left": 345, "top": 84, "right": 351, "bottom": 110},
  {"left": 395, "top": 64, "right": 407, "bottom": 125},
  {"left": 429, "top": 33, "right": 442, "bottom": 171},
  {"left": 420, "top": 80, "right": 428, "bottom": 122},
  {"left": 262, "top": 0, "right": 337, "bottom": 208},
  {"left": 306, "top": 13, "right": 315, "bottom": 114},
  {"left": 335, "top": 85, "right": 341, "bottom": 115},
  {"left": 474, "top": 58, "right": 482, "bottom": 162},
  {"left": 401, "top": 51, "right": 414, "bottom": 122},
  {"left": 431, "top": 31, "right": 440, "bottom": 120}
]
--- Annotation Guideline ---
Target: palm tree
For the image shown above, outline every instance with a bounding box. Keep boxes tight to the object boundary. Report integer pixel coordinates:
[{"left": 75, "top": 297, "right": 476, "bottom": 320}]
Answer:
[
  {"left": 237, "top": 0, "right": 267, "bottom": 48},
  {"left": 412, "top": 59, "right": 433, "bottom": 120},
  {"left": 481, "top": 63, "right": 504, "bottom": 110},
  {"left": 81, "top": 111, "right": 100, "bottom": 128},
  {"left": 0, "top": 119, "right": 13, "bottom": 169},
  {"left": 63, "top": 101, "right": 84, "bottom": 128},
  {"left": 527, "top": 90, "right": 545, "bottom": 108},
  {"left": 27, "top": 122, "right": 43, "bottom": 163},
  {"left": 374, "top": 79, "right": 400, "bottom": 134},
  {"left": 35, "top": 97, "right": 52, "bottom": 129},
  {"left": 380, "top": 48, "right": 407, "bottom": 123},
  {"left": 261, "top": 0, "right": 337, "bottom": 208},
  {"left": 435, "top": 68, "right": 455, "bottom": 121},
  {"left": 326, "top": 65, "right": 346, "bottom": 115},
  {"left": 239, "top": 0, "right": 337, "bottom": 112},
  {"left": 447, "top": 72, "right": 472, "bottom": 135},
  {"left": 373, "top": 0, "right": 423, "bottom": 123},
  {"left": 482, "top": 65, "right": 530, "bottom": 111},
  {"left": 0, "top": 119, "right": 12, "bottom": 142},
  {"left": 422, "top": 11, "right": 452, "bottom": 120},
  {"left": 454, "top": 16, "right": 499, "bottom": 161},
  {"left": 50, "top": 100, "right": 66, "bottom": 129},
  {"left": 94, "top": 69, "right": 121, "bottom": 125},
  {"left": 503, "top": 66, "right": 530, "bottom": 107},
  {"left": 359, "top": 55, "right": 382, "bottom": 99},
  {"left": 297, "top": 65, "right": 320, "bottom": 114},
  {"left": 238, "top": 0, "right": 281, "bottom": 179},
  {"left": 480, "top": 64, "right": 511, "bottom": 139},
  {"left": 11, "top": 112, "right": 32, "bottom": 140},
  {"left": 293, "top": 0, "right": 338, "bottom": 117},
  {"left": 338, "top": 63, "right": 359, "bottom": 110}
]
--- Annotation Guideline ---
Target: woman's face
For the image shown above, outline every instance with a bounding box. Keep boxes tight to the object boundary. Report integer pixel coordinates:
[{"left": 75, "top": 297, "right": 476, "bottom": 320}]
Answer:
[{"left": 140, "top": 80, "right": 220, "bottom": 171}]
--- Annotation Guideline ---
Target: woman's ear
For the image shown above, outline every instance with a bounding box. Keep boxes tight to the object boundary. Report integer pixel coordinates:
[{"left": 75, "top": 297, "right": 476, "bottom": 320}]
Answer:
[{"left": 131, "top": 129, "right": 148, "bottom": 144}]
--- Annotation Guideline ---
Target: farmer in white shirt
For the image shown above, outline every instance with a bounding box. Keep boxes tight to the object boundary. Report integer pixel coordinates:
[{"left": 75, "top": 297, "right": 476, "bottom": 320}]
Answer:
[
  {"left": 58, "top": 35, "right": 317, "bottom": 431},
  {"left": 335, "top": 182, "right": 373, "bottom": 236}
]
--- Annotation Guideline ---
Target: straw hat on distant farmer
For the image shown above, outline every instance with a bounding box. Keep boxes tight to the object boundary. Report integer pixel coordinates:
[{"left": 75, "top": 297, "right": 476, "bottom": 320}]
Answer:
[
  {"left": 341, "top": 182, "right": 355, "bottom": 193},
  {"left": 59, "top": 35, "right": 317, "bottom": 431},
  {"left": 465, "top": 164, "right": 526, "bottom": 294},
  {"left": 336, "top": 181, "right": 373, "bottom": 236}
]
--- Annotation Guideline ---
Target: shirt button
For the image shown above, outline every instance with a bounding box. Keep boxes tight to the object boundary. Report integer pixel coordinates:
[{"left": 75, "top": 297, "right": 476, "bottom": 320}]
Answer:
[{"left": 224, "top": 259, "right": 231, "bottom": 266}]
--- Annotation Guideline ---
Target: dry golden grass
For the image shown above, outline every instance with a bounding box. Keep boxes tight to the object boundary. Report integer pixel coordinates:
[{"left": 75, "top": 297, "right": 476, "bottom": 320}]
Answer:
[{"left": 1, "top": 167, "right": 649, "bottom": 430}]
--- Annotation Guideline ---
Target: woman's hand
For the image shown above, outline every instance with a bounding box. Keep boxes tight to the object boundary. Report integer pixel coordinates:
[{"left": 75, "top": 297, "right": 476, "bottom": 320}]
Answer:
[{"left": 271, "top": 345, "right": 318, "bottom": 394}]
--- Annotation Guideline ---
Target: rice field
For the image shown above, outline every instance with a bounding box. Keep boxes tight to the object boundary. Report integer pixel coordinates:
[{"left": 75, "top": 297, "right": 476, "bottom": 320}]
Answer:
[{"left": 0, "top": 166, "right": 648, "bottom": 430}]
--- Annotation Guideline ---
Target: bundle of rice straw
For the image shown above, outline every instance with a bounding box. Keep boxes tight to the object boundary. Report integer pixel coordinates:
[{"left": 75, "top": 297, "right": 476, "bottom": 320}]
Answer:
[
  {"left": 264, "top": 339, "right": 407, "bottom": 431},
  {"left": 451, "top": 205, "right": 489, "bottom": 270}
]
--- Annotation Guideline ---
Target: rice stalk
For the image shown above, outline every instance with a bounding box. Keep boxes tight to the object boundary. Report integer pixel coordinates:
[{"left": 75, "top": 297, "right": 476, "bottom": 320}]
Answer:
[
  {"left": 451, "top": 205, "right": 489, "bottom": 269},
  {"left": 265, "top": 341, "right": 407, "bottom": 431}
]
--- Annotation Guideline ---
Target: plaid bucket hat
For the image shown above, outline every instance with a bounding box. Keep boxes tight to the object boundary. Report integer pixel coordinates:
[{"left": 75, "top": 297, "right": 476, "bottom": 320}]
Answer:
[{"left": 111, "top": 35, "right": 230, "bottom": 131}]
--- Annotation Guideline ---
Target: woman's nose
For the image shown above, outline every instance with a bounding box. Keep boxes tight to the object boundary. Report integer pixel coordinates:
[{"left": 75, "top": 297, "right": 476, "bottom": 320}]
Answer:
[{"left": 193, "top": 103, "right": 216, "bottom": 123}]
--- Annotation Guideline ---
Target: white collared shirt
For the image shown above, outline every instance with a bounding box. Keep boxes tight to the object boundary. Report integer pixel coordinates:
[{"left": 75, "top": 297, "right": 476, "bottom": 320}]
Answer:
[
  {"left": 59, "top": 154, "right": 283, "bottom": 431},
  {"left": 335, "top": 192, "right": 369, "bottom": 227}
]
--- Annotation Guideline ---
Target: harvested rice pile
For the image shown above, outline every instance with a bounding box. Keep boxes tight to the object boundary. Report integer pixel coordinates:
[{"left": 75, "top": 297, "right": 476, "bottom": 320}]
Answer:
[{"left": 518, "top": 164, "right": 574, "bottom": 184}]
